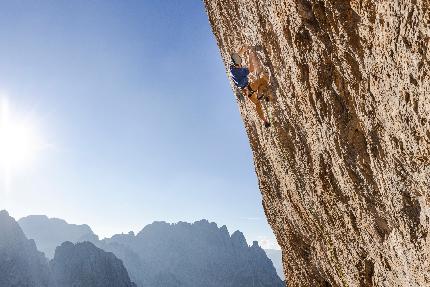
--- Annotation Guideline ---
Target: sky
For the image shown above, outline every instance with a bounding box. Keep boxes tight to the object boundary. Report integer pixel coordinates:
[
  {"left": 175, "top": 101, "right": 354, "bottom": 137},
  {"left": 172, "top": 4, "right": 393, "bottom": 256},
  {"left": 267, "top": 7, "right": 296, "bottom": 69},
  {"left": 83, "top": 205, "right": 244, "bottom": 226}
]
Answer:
[{"left": 0, "top": 0, "right": 279, "bottom": 249}]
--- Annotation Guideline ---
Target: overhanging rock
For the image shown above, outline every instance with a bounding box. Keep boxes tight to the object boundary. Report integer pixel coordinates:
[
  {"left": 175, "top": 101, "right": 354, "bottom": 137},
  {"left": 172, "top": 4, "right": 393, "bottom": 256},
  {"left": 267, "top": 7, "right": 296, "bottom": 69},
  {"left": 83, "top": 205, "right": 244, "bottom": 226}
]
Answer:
[{"left": 204, "top": 1, "right": 430, "bottom": 286}]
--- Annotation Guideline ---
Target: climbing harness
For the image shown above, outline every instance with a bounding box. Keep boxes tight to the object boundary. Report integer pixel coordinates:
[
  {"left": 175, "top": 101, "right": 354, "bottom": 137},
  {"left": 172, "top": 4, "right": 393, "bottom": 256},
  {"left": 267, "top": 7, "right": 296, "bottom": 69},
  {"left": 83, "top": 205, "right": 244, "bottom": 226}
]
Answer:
[{"left": 245, "top": 84, "right": 266, "bottom": 101}]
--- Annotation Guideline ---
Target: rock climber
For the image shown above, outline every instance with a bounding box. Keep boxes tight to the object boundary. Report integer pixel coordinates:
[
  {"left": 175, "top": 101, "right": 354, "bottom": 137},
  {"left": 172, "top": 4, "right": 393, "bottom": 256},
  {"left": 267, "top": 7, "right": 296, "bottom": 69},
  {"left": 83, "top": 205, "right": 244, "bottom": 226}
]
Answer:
[{"left": 230, "top": 45, "right": 272, "bottom": 128}]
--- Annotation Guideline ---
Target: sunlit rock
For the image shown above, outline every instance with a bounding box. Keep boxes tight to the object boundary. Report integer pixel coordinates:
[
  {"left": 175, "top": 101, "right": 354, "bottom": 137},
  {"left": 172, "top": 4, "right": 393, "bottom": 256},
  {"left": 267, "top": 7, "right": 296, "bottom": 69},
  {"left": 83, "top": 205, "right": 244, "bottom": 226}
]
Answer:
[{"left": 204, "top": 1, "right": 430, "bottom": 286}]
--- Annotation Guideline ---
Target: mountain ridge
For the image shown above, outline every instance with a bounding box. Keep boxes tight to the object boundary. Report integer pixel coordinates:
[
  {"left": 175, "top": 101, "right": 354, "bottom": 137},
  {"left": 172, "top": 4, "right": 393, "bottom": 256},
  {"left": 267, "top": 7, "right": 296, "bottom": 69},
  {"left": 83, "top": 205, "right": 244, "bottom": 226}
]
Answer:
[
  {"left": 19, "top": 214, "right": 284, "bottom": 287},
  {"left": 0, "top": 210, "right": 136, "bottom": 287}
]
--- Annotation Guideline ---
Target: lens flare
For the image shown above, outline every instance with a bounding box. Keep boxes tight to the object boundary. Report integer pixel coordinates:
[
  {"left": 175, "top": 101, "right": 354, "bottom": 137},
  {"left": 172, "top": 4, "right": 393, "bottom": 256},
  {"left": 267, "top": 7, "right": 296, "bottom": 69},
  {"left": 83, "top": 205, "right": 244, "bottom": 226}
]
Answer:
[{"left": 0, "top": 97, "right": 45, "bottom": 192}]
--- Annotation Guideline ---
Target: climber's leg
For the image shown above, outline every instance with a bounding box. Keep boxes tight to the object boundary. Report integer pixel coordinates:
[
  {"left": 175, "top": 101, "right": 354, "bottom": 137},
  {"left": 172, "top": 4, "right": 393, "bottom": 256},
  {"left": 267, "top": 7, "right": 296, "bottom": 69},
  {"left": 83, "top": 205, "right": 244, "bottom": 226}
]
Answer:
[
  {"left": 248, "top": 93, "right": 268, "bottom": 124},
  {"left": 250, "top": 75, "right": 270, "bottom": 100},
  {"left": 260, "top": 78, "right": 273, "bottom": 102},
  {"left": 250, "top": 75, "right": 268, "bottom": 91},
  {"left": 249, "top": 53, "right": 256, "bottom": 74},
  {"left": 264, "top": 87, "right": 274, "bottom": 102}
]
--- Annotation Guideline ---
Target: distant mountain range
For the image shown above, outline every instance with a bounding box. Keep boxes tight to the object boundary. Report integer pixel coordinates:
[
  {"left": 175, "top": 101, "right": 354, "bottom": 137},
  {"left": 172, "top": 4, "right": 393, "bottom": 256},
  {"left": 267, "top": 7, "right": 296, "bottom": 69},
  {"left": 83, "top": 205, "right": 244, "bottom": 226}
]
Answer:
[
  {"left": 0, "top": 210, "right": 135, "bottom": 287},
  {"left": 17, "top": 214, "right": 284, "bottom": 287},
  {"left": 98, "top": 220, "right": 283, "bottom": 287}
]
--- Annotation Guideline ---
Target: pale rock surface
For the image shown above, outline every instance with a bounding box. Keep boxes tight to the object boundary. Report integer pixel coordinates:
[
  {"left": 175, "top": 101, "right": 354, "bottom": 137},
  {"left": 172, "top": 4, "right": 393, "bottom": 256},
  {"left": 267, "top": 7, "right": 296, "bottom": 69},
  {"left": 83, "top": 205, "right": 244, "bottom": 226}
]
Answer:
[{"left": 204, "top": 1, "right": 430, "bottom": 286}]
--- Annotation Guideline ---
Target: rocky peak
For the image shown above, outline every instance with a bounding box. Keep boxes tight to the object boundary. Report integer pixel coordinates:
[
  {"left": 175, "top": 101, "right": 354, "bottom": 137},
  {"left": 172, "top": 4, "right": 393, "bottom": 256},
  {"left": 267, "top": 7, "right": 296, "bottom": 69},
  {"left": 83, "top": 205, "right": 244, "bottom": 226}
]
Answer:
[
  {"left": 19, "top": 214, "right": 99, "bottom": 258},
  {"left": 231, "top": 230, "right": 247, "bottom": 248},
  {"left": 104, "top": 219, "right": 284, "bottom": 287},
  {"left": 219, "top": 224, "right": 230, "bottom": 239},
  {"left": 0, "top": 210, "right": 50, "bottom": 287},
  {"left": 0, "top": 209, "right": 27, "bottom": 246},
  {"left": 1, "top": 211, "right": 139, "bottom": 287},
  {"left": 50, "top": 241, "right": 136, "bottom": 287}
]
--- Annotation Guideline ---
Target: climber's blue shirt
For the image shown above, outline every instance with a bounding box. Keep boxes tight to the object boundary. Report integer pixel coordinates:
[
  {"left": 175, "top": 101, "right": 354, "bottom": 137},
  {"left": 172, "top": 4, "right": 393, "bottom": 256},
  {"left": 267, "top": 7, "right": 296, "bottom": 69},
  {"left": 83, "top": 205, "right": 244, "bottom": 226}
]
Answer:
[{"left": 230, "top": 66, "right": 249, "bottom": 88}]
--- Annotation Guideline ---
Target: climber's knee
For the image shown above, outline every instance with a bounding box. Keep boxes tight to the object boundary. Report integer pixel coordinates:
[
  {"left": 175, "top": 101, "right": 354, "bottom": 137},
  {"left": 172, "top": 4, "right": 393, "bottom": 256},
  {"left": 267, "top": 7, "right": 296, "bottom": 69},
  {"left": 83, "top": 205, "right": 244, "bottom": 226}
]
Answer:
[
  {"left": 250, "top": 76, "right": 269, "bottom": 92},
  {"left": 249, "top": 82, "right": 258, "bottom": 93}
]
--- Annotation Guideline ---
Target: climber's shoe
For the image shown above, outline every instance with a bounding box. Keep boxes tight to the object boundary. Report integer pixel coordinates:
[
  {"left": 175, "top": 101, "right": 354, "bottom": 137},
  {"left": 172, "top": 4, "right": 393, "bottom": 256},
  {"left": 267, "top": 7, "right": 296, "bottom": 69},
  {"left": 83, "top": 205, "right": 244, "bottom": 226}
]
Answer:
[
  {"left": 264, "top": 90, "right": 274, "bottom": 102},
  {"left": 254, "top": 44, "right": 264, "bottom": 52},
  {"left": 264, "top": 121, "right": 271, "bottom": 128},
  {"left": 257, "top": 93, "right": 264, "bottom": 101}
]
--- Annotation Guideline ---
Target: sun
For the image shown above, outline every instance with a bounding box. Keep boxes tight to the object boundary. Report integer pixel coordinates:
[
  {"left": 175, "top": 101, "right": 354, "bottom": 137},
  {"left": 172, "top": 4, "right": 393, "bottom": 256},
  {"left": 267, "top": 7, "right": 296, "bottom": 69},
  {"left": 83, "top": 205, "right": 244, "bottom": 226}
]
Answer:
[{"left": 0, "top": 98, "right": 44, "bottom": 171}]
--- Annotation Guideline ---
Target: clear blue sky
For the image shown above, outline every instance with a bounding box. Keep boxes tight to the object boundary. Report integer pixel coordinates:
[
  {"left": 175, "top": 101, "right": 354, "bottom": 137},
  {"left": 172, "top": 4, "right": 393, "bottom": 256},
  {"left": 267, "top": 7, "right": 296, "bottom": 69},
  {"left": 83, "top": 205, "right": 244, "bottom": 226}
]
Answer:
[{"left": 0, "top": 0, "right": 278, "bottom": 249}]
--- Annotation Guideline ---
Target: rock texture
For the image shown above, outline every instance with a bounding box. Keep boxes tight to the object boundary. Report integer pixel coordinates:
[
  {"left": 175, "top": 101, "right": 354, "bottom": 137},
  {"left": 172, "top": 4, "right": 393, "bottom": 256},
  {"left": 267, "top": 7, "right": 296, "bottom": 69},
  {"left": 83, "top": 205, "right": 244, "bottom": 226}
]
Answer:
[
  {"left": 204, "top": 1, "right": 430, "bottom": 286},
  {"left": 50, "top": 241, "right": 136, "bottom": 287},
  {"left": 0, "top": 210, "right": 50, "bottom": 287},
  {"left": 19, "top": 215, "right": 98, "bottom": 258}
]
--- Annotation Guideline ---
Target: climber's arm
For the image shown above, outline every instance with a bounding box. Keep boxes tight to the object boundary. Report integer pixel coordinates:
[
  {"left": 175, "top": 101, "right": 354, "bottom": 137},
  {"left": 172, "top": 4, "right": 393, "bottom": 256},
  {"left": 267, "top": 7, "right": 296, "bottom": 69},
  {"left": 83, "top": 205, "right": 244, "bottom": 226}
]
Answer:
[
  {"left": 237, "top": 45, "right": 260, "bottom": 73},
  {"left": 249, "top": 46, "right": 264, "bottom": 74}
]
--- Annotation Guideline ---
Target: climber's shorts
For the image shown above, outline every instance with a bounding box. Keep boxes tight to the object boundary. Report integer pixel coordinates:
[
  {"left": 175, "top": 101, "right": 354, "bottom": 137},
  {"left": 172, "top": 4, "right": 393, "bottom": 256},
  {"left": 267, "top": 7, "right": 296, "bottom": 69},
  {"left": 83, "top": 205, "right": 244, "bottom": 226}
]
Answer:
[{"left": 242, "top": 84, "right": 256, "bottom": 97}]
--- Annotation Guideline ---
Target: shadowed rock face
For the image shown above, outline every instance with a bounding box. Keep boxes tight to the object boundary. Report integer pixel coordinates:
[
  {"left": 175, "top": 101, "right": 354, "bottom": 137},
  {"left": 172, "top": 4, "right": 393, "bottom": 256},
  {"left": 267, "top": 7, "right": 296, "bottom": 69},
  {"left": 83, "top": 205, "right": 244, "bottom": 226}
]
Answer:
[
  {"left": 204, "top": 1, "right": 430, "bottom": 286},
  {"left": 0, "top": 210, "right": 50, "bottom": 287},
  {"left": 50, "top": 241, "right": 136, "bottom": 287}
]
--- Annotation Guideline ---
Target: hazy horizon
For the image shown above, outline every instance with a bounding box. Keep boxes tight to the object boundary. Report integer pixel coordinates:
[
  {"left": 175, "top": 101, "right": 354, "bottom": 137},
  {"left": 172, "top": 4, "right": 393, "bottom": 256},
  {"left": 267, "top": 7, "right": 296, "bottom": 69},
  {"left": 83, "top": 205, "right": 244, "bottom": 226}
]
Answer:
[{"left": 16, "top": 211, "right": 278, "bottom": 246}]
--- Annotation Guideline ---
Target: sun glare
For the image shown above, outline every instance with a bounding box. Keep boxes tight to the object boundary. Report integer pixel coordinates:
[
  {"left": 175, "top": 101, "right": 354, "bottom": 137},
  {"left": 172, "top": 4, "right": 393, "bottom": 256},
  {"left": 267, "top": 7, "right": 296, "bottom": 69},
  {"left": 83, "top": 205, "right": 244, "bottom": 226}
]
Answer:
[{"left": 0, "top": 98, "right": 44, "bottom": 171}]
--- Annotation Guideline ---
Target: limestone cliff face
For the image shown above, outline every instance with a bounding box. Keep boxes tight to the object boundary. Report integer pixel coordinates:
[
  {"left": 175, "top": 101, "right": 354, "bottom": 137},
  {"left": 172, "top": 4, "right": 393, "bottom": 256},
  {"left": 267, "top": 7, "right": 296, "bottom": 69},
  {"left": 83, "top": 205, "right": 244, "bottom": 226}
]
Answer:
[{"left": 204, "top": 1, "right": 429, "bottom": 286}]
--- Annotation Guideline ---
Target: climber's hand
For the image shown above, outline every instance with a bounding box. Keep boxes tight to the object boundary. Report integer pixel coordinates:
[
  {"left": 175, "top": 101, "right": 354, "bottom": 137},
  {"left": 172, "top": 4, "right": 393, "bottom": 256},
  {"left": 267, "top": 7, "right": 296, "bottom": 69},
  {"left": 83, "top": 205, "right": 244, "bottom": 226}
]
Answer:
[{"left": 238, "top": 45, "right": 250, "bottom": 55}]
